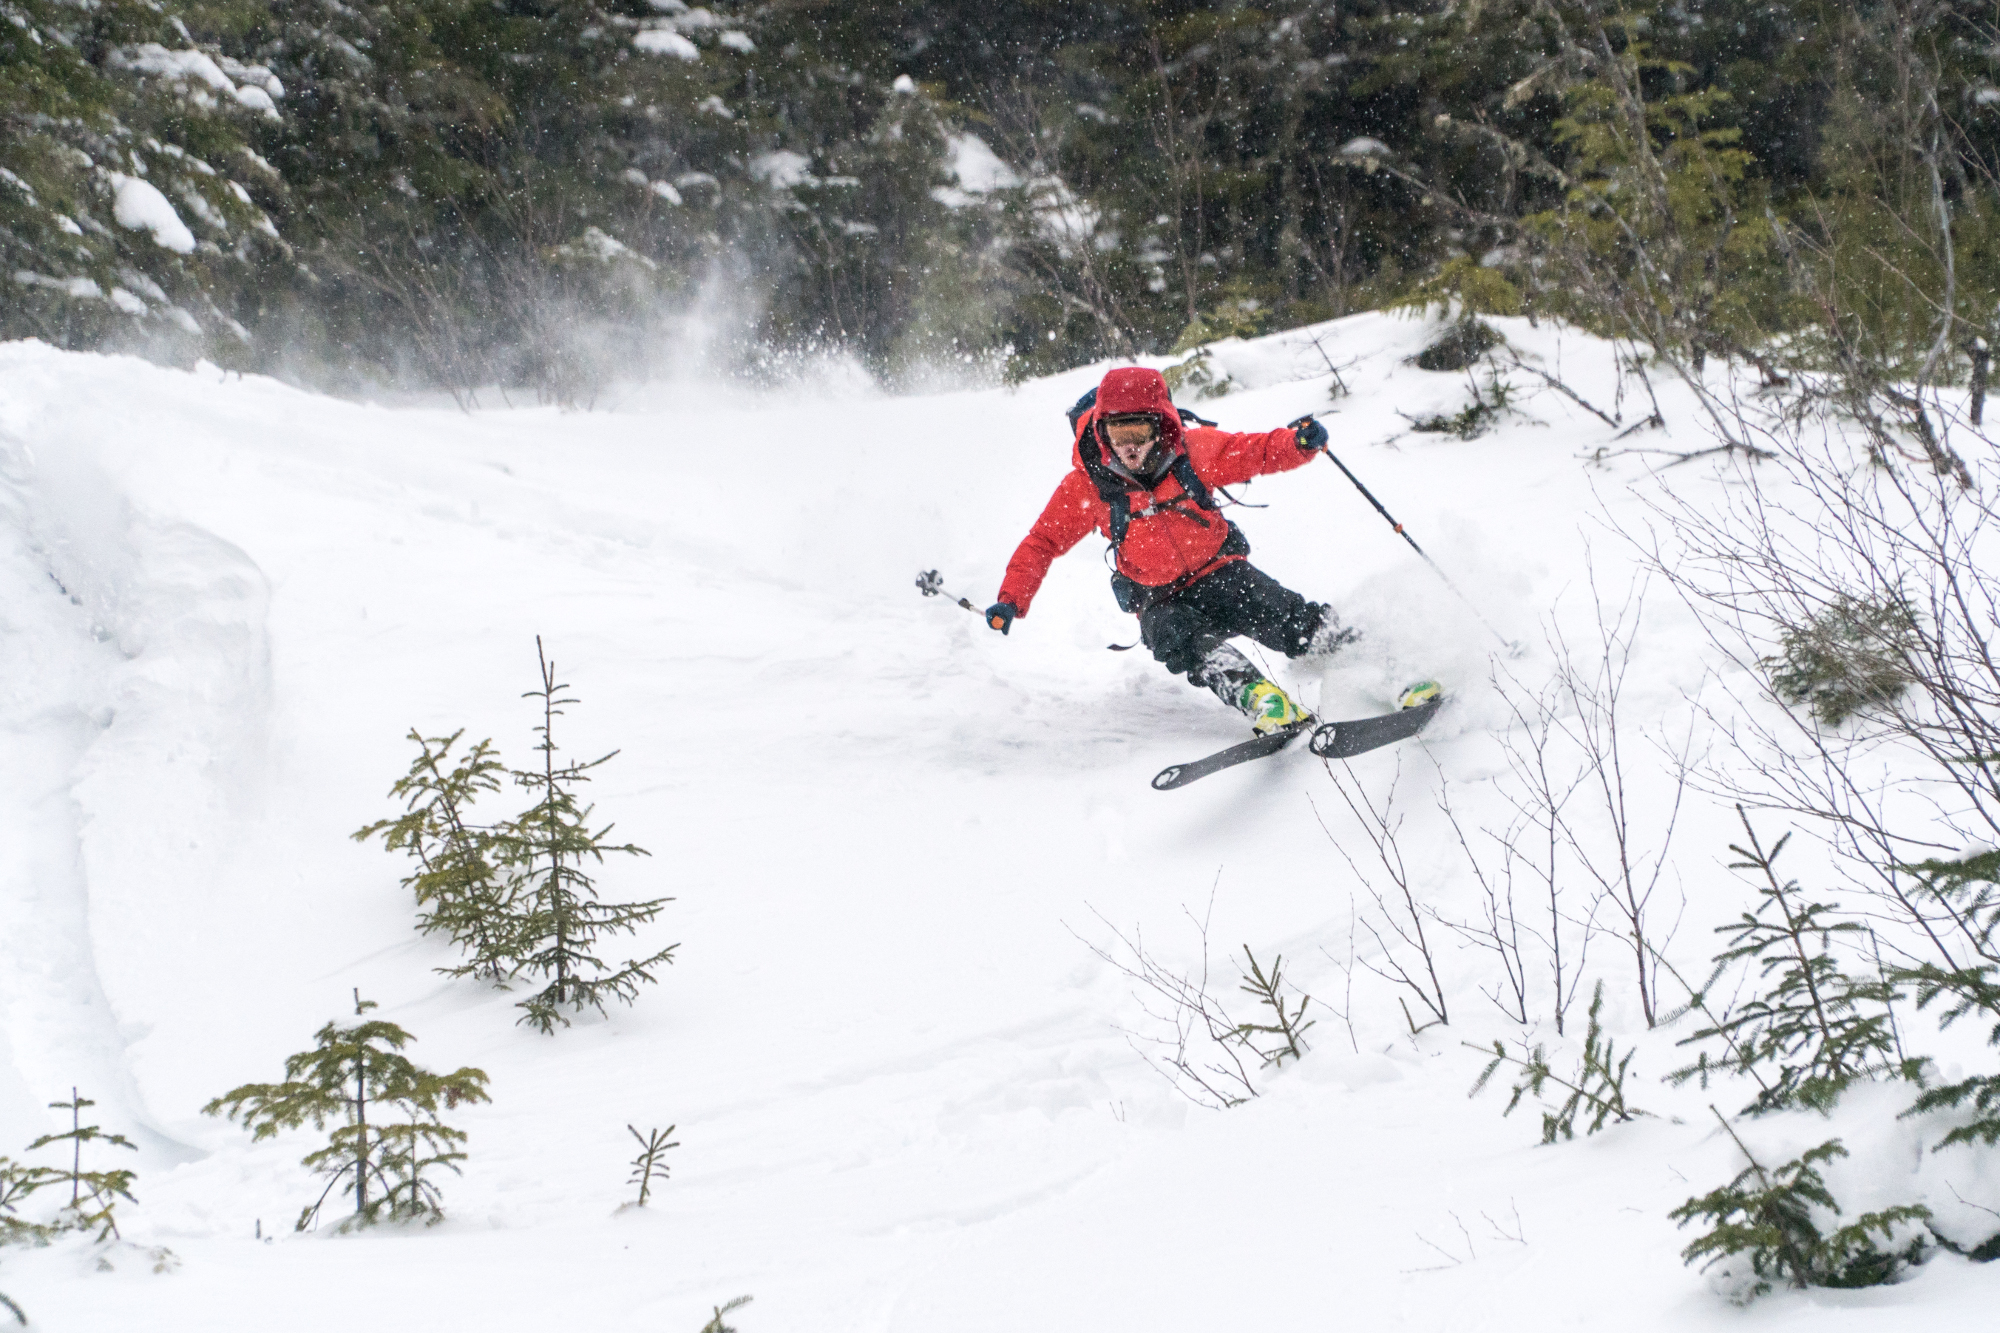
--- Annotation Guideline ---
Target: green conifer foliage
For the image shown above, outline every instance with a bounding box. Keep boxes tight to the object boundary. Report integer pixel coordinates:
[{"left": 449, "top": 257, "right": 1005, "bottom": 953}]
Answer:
[
  {"left": 0, "top": 1156, "right": 55, "bottom": 1245},
  {"left": 1231, "top": 949, "right": 1314, "bottom": 1068},
  {"left": 698, "top": 1296, "right": 753, "bottom": 1333},
  {"left": 1766, "top": 594, "right": 1919, "bottom": 726},
  {"left": 0, "top": 0, "right": 284, "bottom": 354},
  {"left": 1897, "top": 850, "right": 2000, "bottom": 1151},
  {"left": 500, "top": 640, "right": 677, "bottom": 1034},
  {"left": 24, "top": 1090, "right": 138, "bottom": 1241},
  {"left": 1672, "top": 1114, "right": 1930, "bottom": 1297},
  {"left": 204, "top": 991, "right": 490, "bottom": 1231},
  {"left": 1522, "top": 7, "right": 1783, "bottom": 365},
  {"left": 1671, "top": 809, "right": 1903, "bottom": 1114},
  {"left": 625, "top": 1124, "right": 677, "bottom": 1207},
  {"left": 1470, "top": 982, "right": 1648, "bottom": 1142},
  {"left": 355, "top": 730, "right": 517, "bottom": 980}
]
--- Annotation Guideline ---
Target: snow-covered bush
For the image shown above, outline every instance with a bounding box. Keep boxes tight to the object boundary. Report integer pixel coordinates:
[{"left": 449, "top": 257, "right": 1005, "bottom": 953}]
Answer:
[{"left": 1672, "top": 1132, "right": 1931, "bottom": 1299}]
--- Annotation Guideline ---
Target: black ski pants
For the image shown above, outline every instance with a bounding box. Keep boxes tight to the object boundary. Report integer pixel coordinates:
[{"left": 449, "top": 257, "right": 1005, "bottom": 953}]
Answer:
[{"left": 1137, "top": 561, "right": 1325, "bottom": 679}]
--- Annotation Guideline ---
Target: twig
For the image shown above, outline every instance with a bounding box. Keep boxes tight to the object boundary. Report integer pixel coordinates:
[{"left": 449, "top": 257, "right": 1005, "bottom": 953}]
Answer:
[{"left": 1503, "top": 349, "right": 1620, "bottom": 428}]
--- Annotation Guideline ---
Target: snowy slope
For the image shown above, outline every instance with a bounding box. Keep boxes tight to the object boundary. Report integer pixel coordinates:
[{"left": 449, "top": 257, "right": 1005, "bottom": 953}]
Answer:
[{"left": 1, "top": 314, "right": 1995, "bottom": 1329}]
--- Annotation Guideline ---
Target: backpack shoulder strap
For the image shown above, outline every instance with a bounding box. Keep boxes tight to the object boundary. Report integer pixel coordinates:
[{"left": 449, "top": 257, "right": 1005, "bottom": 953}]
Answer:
[{"left": 1170, "top": 453, "right": 1219, "bottom": 511}]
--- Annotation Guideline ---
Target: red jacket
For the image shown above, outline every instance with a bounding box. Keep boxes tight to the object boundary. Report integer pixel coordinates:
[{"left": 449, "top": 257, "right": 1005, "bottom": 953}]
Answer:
[{"left": 997, "top": 367, "right": 1314, "bottom": 616}]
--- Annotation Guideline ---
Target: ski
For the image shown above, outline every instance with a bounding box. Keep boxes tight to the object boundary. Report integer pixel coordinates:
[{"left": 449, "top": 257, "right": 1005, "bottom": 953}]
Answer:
[
  {"left": 1150, "top": 719, "right": 1316, "bottom": 791},
  {"left": 1308, "top": 695, "right": 1443, "bottom": 759},
  {"left": 1149, "top": 696, "right": 1445, "bottom": 791}
]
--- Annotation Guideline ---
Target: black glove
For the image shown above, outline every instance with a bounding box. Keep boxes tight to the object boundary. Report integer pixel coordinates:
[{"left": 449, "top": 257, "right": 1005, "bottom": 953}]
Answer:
[
  {"left": 1290, "top": 415, "right": 1328, "bottom": 453},
  {"left": 985, "top": 602, "right": 1018, "bottom": 635}
]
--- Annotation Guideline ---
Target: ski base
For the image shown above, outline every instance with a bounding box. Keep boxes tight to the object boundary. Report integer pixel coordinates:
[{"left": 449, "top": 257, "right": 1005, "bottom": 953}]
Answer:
[
  {"left": 1150, "top": 719, "right": 1314, "bottom": 791},
  {"left": 1308, "top": 695, "right": 1443, "bottom": 759}
]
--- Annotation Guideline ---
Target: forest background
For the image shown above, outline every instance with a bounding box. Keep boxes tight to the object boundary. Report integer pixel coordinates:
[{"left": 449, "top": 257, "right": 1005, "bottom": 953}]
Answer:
[{"left": 3, "top": 0, "right": 1995, "bottom": 406}]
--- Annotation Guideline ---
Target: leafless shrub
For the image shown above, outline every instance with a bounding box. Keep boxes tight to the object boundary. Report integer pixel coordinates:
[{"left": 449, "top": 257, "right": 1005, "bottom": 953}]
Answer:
[
  {"left": 1536, "top": 573, "right": 1695, "bottom": 1027},
  {"left": 1641, "top": 397, "right": 2000, "bottom": 976},
  {"left": 1070, "top": 888, "right": 1259, "bottom": 1109},
  {"left": 1437, "top": 783, "right": 1533, "bottom": 1027},
  {"left": 1313, "top": 764, "right": 1450, "bottom": 1034},
  {"left": 1484, "top": 667, "right": 1602, "bottom": 1036}
]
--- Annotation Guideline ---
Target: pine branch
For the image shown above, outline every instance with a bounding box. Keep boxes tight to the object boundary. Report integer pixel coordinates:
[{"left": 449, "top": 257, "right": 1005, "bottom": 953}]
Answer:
[
  {"left": 1231, "top": 948, "right": 1314, "bottom": 1067},
  {"left": 626, "top": 1124, "right": 679, "bottom": 1207},
  {"left": 1469, "top": 982, "right": 1647, "bottom": 1142}
]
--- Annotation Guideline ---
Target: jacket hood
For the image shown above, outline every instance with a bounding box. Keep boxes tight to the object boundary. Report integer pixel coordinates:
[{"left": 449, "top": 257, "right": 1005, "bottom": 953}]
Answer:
[{"left": 1070, "top": 366, "right": 1186, "bottom": 477}]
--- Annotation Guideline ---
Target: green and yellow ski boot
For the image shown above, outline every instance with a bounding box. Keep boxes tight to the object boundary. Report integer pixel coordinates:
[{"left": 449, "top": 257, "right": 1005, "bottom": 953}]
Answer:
[
  {"left": 1397, "top": 680, "right": 1442, "bottom": 710},
  {"left": 1243, "top": 679, "right": 1310, "bottom": 735}
]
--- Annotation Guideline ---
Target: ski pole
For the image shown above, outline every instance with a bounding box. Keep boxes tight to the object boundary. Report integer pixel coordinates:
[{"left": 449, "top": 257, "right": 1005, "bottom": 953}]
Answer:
[
  {"left": 1318, "top": 449, "right": 1518, "bottom": 652},
  {"left": 915, "top": 568, "right": 983, "bottom": 616}
]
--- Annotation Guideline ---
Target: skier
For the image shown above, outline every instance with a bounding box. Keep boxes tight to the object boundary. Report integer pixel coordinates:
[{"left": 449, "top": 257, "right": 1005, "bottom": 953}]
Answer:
[{"left": 984, "top": 365, "right": 1359, "bottom": 735}]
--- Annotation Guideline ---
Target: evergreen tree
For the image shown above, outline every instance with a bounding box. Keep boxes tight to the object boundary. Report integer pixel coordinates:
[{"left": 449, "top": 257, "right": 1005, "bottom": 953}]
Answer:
[
  {"left": 356, "top": 730, "right": 518, "bottom": 980},
  {"left": 1472, "top": 981, "right": 1648, "bottom": 1142},
  {"left": 1671, "top": 809, "right": 1904, "bottom": 1114},
  {"left": 204, "top": 991, "right": 490, "bottom": 1231},
  {"left": 625, "top": 1123, "right": 677, "bottom": 1207},
  {"left": 0, "top": 0, "right": 285, "bottom": 355},
  {"left": 24, "top": 1089, "right": 138, "bottom": 1241},
  {"left": 1231, "top": 948, "right": 1314, "bottom": 1069},
  {"left": 1672, "top": 1113, "right": 1929, "bottom": 1297},
  {"left": 500, "top": 640, "right": 676, "bottom": 1033}
]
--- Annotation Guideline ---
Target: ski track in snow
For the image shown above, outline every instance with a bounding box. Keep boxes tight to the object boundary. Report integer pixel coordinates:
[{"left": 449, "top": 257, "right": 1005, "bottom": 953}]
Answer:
[{"left": 0, "top": 318, "right": 1996, "bottom": 1329}]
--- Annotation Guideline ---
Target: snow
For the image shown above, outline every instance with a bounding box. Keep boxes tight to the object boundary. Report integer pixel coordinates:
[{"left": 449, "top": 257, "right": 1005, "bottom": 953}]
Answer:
[
  {"left": 119, "top": 44, "right": 236, "bottom": 95},
  {"left": 634, "top": 28, "right": 699, "bottom": 60},
  {"left": 0, "top": 315, "right": 1996, "bottom": 1330},
  {"left": 555, "top": 227, "right": 655, "bottom": 269},
  {"left": 11, "top": 272, "right": 104, "bottom": 301},
  {"left": 719, "top": 30, "right": 755, "bottom": 53},
  {"left": 749, "top": 150, "right": 813, "bottom": 189},
  {"left": 232, "top": 84, "right": 278, "bottom": 118},
  {"left": 934, "top": 135, "right": 1022, "bottom": 208},
  {"left": 107, "top": 174, "right": 196, "bottom": 253}
]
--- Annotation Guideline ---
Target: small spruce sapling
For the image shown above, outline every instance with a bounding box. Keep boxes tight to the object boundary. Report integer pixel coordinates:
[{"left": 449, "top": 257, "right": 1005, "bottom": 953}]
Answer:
[
  {"left": 1670, "top": 809, "right": 1904, "bottom": 1114},
  {"left": 1232, "top": 948, "right": 1314, "bottom": 1068},
  {"left": 501, "top": 640, "right": 678, "bottom": 1033},
  {"left": 25, "top": 1089, "right": 138, "bottom": 1240},
  {"left": 626, "top": 1124, "right": 678, "bottom": 1207},
  {"left": 1672, "top": 1109, "right": 1930, "bottom": 1297},
  {"left": 204, "top": 991, "right": 491, "bottom": 1231},
  {"left": 1470, "top": 982, "right": 1647, "bottom": 1143},
  {"left": 1765, "top": 593, "right": 1918, "bottom": 726},
  {"left": 355, "top": 730, "right": 518, "bottom": 980},
  {"left": 698, "top": 1296, "right": 753, "bottom": 1333}
]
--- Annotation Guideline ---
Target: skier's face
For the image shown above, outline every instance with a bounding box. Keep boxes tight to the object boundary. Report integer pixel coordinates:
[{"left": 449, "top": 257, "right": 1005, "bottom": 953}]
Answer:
[{"left": 1106, "top": 417, "right": 1161, "bottom": 471}]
